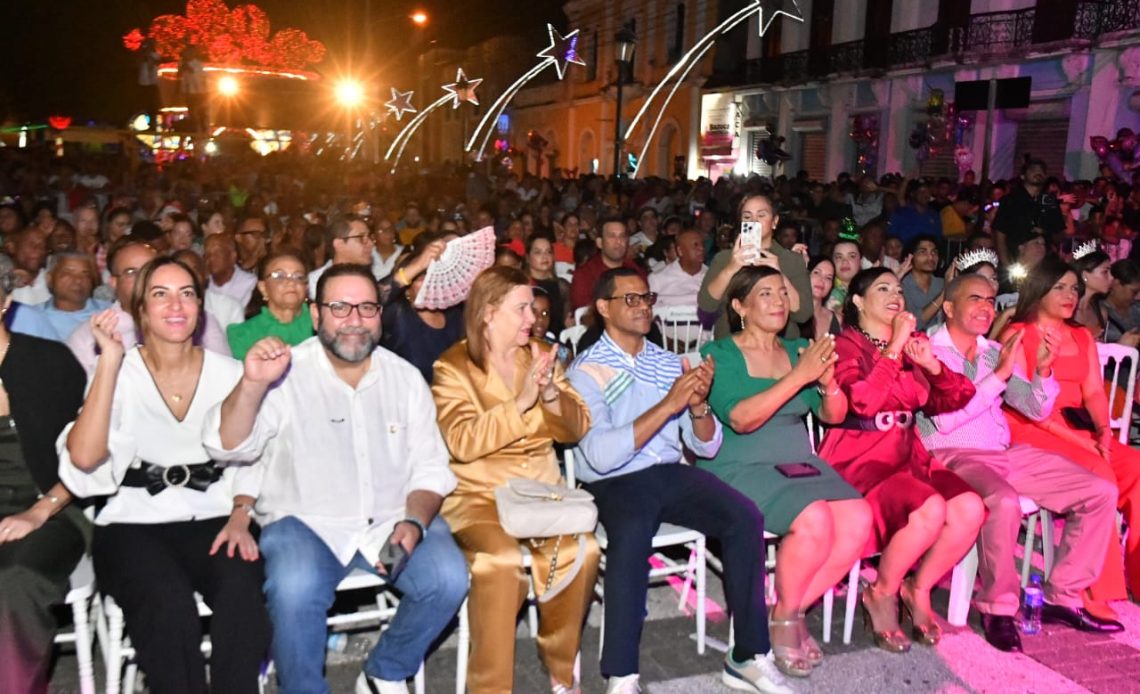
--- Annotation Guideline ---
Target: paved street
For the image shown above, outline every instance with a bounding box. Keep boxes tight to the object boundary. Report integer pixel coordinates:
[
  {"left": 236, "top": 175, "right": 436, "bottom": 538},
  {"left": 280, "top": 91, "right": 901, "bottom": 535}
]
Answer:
[{"left": 50, "top": 560, "right": 1140, "bottom": 693}]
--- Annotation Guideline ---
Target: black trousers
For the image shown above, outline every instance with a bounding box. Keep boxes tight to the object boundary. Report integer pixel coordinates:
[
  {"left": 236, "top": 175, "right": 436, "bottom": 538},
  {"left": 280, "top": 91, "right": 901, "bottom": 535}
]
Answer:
[
  {"left": 586, "top": 463, "right": 769, "bottom": 677},
  {"left": 0, "top": 513, "right": 84, "bottom": 694},
  {"left": 93, "top": 517, "right": 271, "bottom": 694}
]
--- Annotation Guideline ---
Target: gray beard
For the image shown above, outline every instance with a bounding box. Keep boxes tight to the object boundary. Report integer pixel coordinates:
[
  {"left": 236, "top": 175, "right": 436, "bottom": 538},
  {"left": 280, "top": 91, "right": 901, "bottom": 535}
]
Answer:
[{"left": 318, "top": 324, "right": 379, "bottom": 363}]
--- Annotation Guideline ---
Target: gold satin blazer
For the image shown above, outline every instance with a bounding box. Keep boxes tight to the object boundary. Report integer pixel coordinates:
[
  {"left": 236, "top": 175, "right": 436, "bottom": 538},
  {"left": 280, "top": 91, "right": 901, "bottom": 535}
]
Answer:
[{"left": 431, "top": 339, "right": 591, "bottom": 497}]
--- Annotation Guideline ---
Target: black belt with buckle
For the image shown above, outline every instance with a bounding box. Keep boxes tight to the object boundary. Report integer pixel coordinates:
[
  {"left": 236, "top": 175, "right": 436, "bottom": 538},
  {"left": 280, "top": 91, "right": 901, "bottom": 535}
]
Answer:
[{"left": 121, "top": 461, "right": 223, "bottom": 496}]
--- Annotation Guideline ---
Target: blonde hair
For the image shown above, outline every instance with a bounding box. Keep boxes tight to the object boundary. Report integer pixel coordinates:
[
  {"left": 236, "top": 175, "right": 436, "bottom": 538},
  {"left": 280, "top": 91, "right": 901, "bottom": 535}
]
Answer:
[{"left": 464, "top": 265, "right": 530, "bottom": 370}]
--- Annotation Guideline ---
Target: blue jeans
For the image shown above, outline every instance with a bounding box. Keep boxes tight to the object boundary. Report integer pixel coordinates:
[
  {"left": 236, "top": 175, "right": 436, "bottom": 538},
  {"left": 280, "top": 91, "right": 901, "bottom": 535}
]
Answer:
[{"left": 261, "top": 516, "right": 469, "bottom": 693}]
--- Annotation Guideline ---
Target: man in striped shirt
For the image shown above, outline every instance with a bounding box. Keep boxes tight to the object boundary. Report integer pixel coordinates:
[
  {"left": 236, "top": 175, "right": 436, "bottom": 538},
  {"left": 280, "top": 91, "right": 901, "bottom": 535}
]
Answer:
[{"left": 918, "top": 274, "right": 1120, "bottom": 652}]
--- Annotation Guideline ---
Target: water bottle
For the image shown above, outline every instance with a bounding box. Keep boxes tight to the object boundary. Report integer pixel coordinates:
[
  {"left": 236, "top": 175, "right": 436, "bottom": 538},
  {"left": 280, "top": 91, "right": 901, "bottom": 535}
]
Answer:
[
  {"left": 1021, "top": 575, "right": 1044, "bottom": 635},
  {"left": 326, "top": 633, "right": 348, "bottom": 653}
]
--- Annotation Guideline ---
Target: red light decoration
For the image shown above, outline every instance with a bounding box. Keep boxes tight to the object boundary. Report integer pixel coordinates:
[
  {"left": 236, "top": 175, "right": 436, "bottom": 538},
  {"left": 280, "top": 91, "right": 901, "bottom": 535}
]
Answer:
[
  {"left": 123, "top": 0, "right": 325, "bottom": 71},
  {"left": 48, "top": 116, "right": 72, "bottom": 131}
]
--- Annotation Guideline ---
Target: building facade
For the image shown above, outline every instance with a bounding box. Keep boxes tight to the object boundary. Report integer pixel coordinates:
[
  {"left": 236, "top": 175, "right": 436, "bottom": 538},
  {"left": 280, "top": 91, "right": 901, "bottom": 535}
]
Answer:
[{"left": 704, "top": 0, "right": 1140, "bottom": 182}]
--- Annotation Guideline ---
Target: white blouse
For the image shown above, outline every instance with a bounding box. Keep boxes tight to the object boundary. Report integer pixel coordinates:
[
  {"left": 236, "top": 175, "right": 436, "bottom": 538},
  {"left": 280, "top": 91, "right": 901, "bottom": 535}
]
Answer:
[{"left": 58, "top": 348, "right": 246, "bottom": 525}]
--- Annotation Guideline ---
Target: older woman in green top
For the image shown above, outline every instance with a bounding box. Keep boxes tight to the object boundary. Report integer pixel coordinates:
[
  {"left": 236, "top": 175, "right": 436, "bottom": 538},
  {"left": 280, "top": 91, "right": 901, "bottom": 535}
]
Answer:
[
  {"left": 226, "top": 251, "right": 313, "bottom": 359},
  {"left": 698, "top": 265, "right": 871, "bottom": 678}
]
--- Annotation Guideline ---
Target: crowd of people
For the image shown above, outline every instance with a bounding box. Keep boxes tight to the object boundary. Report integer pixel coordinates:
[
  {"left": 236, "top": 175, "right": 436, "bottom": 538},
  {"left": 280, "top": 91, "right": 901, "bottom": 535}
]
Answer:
[{"left": 2, "top": 141, "right": 1140, "bottom": 694}]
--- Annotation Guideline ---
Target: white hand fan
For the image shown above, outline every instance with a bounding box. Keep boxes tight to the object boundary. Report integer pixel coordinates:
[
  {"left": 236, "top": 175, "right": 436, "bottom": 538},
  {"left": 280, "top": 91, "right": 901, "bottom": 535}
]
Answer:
[{"left": 414, "top": 226, "right": 497, "bottom": 309}]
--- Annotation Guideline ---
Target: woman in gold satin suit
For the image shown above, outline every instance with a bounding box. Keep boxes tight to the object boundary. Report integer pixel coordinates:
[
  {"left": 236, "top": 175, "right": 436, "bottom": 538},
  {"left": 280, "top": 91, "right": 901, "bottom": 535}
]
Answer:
[{"left": 432, "top": 266, "right": 600, "bottom": 694}]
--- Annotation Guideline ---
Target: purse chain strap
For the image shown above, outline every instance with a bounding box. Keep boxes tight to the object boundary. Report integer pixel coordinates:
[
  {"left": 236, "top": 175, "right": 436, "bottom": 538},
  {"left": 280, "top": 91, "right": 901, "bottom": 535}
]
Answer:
[{"left": 530, "top": 534, "right": 566, "bottom": 595}]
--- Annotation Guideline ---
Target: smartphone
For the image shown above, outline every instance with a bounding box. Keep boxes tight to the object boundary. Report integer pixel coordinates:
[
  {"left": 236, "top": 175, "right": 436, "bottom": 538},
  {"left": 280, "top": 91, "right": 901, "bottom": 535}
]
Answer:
[
  {"left": 774, "top": 462, "right": 822, "bottom": 479},
  {"left": 378, "top": 532, "right": 409, "bottom": 581},
  {"left": 740, "top": 221, "right": 763, "bottom": 250}
]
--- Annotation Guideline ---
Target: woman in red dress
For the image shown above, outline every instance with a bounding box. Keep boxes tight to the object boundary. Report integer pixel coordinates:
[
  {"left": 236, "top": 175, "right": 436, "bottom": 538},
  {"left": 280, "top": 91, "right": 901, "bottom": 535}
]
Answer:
[
  {"left": 1001, "top": 255, "right": 1140, "bottom": 613},
  {"left": 819, "top": 267, "right": 984, "bottom": 653}
]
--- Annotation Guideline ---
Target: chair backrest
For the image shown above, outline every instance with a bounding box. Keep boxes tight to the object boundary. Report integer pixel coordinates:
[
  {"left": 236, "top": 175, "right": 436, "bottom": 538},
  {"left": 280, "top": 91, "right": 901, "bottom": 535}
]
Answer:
[
  {"left": 559, "top": 325, "right": 589, "bottom": 357},
  {"left": 995, "top": 293, "right": 1019, "bottom": 312},
  {"left": 653, "top": 304, "right": 708, "bottom": 354},
  {"left": 573, "top": 306, "right": 590, "bottom": 326},
  {"left": 563, "top": 448, "right": 578, "bottom": 488},
  {"left": 681, "top": 351, "right": 702, "bottom": 368},
  {"left": 1097, "top": 342, "right": 1139, "bottom": 444}
]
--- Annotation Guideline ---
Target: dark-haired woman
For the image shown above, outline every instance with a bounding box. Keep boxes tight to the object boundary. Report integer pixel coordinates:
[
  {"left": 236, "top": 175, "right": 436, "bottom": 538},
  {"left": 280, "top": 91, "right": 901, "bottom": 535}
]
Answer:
[
  {"left": 1001, "top": 255, "right": 1140, "bottom": 610},
  {"left": 381, "top": 237, "right": 462, "bottom": 383},
  {"left": 800, "top": 257, "right": 841, "bottom": 339},
  {"left": 60, "top": 257, "right": 270, "bottom": 694},
  {"left": 526, "top": 233, "right": 571, "bottom": 331},
  {"left": 1072, "top": 246, "right": 1114, "bottom": 339},
  {"left": 1104, "top": 260, "right": 1140, "bottom": 345},
  {"left": 699, "top": 265, "right": 871, "bottom": 676},
  {"left": 818, "top": 267, "right": 984, "bottom": 653}
]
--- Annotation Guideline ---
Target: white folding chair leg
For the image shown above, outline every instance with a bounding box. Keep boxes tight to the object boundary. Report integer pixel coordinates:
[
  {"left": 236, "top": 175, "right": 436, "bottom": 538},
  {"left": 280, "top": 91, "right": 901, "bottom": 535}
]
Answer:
[
  {"left": 678, "top": 546, "right": 697, "bottom": 610},
  {"left": 696, "top": 534, "right": 706, "bottom": 655},
  {"left": 1040, "top": 509, "right": 1055, "bottom": 579},
  {"left": 1021, "top": 512, "right": 1039, "bottom": 588},
  {"left": 455, "top": 599, "right": 470, "bottom": 694},
  {"left": 843, "top": 560, "right": 860, "bottom": 644},
  {"left": 70, "top": 595, "right": 96, "bottom": 694},
  {"left": 413, "top": 663, "right": 425, "bottom": 694},
  {"left": 947, "top": 545, "right": 979, "bottom": 627},
  {"left": 104, "top": 600, "right": 125, "bottom": 694},
  {"left": 821, "top": 587, "right": 834, "bottom": 644}
]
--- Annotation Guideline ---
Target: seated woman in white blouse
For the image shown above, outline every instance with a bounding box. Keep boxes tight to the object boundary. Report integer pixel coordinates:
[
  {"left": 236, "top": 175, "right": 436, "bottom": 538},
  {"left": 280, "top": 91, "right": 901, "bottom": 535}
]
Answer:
[{"left": 59, "top": 257, "right": 270, "bottom": 694}]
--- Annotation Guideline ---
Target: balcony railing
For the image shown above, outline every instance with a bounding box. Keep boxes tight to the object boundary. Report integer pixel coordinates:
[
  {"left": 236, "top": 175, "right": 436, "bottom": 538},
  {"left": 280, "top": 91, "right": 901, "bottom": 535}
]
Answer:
[{"left": 727, "top": 0, "right": 1138, "bottom": 87}]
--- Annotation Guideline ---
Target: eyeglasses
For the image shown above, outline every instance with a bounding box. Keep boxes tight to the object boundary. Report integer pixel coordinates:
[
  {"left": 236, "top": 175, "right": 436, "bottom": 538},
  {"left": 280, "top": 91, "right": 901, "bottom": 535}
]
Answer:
[
  {"left": 113, "top": 267, "right": 141, "bottom": 279},
  {"left": 340, "top": 233, "right": 373, "bottom": 244},
  {"left": 604, "top": 292, "right": 658, "bottom": 307},
  {"left": 318, "top": 301, "right": 381, "bottom": 318},
  {"left": 266, "top": 270, "right": 306, "bottom": 283}
]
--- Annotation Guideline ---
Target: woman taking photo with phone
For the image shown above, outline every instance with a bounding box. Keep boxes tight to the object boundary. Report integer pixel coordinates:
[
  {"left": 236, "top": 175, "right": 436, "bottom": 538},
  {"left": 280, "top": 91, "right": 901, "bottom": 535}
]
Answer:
[{"left": 698, "top": 265, "right": 871, "bottom": 678}]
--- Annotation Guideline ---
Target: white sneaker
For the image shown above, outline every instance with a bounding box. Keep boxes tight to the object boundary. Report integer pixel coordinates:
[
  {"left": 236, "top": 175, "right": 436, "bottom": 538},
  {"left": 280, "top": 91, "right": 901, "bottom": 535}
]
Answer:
[
  {"left": 722, "top": 652, "right": 794, "bottom": 694},
  {"left": 605, "top": 673, "right": 642, "bottom": 694},
  {"left": 355, "top": 672, "right": 409, "bottom": 694}
]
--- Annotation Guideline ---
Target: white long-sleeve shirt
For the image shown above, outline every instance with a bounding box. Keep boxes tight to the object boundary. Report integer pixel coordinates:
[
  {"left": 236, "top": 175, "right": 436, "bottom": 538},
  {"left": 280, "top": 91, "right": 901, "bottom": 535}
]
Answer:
[
  {"left": 918, "top": 325, "right": 1060, "bottom": 452},
  {"left": 202, "top": 337, "right": 456, "bottom": 565}
]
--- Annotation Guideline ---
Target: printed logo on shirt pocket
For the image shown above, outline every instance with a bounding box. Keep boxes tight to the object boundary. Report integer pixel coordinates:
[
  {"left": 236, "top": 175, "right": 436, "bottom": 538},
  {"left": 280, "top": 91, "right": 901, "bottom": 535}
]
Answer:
[{"left": 386, "top": 422, "right": 407, "bottom": 449}]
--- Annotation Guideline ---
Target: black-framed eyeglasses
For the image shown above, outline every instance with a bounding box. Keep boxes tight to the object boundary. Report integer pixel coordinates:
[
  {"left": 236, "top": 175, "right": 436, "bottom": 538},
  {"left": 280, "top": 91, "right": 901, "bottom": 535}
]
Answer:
[
  {"left": 340, "top": 233, "right": 373, "bottom": 244},
  {"left": 317, "top": 301, "right": 381, "bottom": 318},
  {"left": 266, "top": 270, "right": 306, "bottom": 283},
  {"left": 604, "top": 292, "right": 658, "bottom": 307}
]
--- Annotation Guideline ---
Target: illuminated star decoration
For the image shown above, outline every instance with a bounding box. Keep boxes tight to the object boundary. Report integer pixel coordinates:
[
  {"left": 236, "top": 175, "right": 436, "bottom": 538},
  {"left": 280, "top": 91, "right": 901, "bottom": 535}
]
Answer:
[
  {"left": 536, "top": 26, "right": 586, "bottom": 80},
  {"left": 467, "top": 24, "right": 587, "bottom": 158},
  {"left": 757, "top": 0, "right": 804, "bottom": 36},
  {"left": 621, "top": 0, "right": 803, "bottom": 178},
  {"left": 443, "top": 68, "right": 482, "bottom": 109},
  {"left": 385, "top": 87, "right": 417, "bottom": 121}
]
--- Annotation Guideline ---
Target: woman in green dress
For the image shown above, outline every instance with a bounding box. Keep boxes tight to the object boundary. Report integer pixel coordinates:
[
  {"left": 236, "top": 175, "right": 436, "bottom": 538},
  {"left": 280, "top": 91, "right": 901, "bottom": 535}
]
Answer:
[{"left": 698, "top": 265, "right": 872, "bottom": 677}]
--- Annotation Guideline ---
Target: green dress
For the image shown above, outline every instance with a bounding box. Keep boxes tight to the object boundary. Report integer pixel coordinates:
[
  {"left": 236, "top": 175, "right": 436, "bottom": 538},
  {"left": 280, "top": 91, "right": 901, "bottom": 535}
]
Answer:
[{"left": 697, "top": 336, "right": 861, "bottom": 535}]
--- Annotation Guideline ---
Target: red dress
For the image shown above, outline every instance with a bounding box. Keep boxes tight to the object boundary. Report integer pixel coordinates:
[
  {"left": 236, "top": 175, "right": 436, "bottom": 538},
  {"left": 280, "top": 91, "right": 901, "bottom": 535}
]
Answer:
[
  {"left": 819, "top": 327, "right": 978, "bottom": 551},
  {"left": 1003, "top": 322, "right": 1139, "bottom": 600}
]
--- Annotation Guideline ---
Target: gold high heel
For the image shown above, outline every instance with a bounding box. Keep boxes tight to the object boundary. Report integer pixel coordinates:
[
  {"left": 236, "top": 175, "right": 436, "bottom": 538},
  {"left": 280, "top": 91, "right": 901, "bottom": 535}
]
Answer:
[
  {"left": 768, "top": 617, "right": 813, "bottom": 677},
  {"left": 797, "top": 611, "right": 824, "bottom": 666},
  {"left": 899, "top": 578, "right": 942, "bottom": 647},
  {"left": 860, "top": 585, "right": 911, "bottom": 653}
]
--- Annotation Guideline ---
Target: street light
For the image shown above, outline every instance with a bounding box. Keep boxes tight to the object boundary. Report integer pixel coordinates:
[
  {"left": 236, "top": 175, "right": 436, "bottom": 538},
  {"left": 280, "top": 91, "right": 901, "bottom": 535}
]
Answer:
[
  {"left": 335, "top": 79, "right": 365, "bottom": 108},
  {"left": 217, "top": 75, "right": 240, "bottom": 97},
  {"left": 613, "top": 22, "right": 636, "bottom": 179},
  {"left": 410, "top": 10, "right": 428, "bottom": 26}
]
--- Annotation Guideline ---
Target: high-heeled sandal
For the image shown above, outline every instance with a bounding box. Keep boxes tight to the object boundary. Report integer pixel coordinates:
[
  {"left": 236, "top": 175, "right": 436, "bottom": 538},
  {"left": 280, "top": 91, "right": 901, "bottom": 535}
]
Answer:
[
  {"left": 899, "top": 578, "right": 942, "bottom": 646},
  {"left": 860, "top": 584, "right": 911, "bottom": 653},
  {"left": 768, "top": 617, "right": 813, "bottom": 677},
  {"left": 797, "top": 611, "right": 824, "bottom": 666}
]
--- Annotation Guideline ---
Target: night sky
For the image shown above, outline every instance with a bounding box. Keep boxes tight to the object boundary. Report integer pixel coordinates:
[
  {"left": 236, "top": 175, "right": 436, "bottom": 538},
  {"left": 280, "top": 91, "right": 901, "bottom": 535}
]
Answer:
[{"left": 0, "top": 0, "right": 566, "bottom": 125}]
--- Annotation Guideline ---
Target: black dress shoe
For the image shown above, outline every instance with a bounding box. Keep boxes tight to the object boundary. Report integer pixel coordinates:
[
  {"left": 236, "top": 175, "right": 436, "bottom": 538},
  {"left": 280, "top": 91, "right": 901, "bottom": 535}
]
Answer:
[
  {"left": 980, "top": 614, "right": 1023, "bottom": 652},
  {"left": 1040, "top": 603, "right": 1125, "bottom": 633}
]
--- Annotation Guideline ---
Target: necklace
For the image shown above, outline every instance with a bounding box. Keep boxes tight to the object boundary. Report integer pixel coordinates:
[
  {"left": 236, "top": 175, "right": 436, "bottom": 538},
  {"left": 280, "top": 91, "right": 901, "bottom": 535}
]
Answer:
[
  {"left": 858, "top": 328, "right": 889, "bottom": 351},
  {"left": 139, "top": 346, "right": 185, "bottom": 404}
]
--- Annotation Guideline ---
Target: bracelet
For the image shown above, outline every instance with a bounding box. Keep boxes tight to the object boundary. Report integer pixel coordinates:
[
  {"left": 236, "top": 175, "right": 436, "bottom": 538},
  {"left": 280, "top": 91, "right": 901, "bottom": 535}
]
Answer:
[
  {"left": 817, "top": 384, "right": 841, "bottom": 398},
  {"left": 883, "top": 350, "right": 901, "bottom": 361},
  {"left": 690, "top": 402, "right": 712, "bottom": 419},
  {"left": 396, "top": 268, "right": 410, "bottom": 286},
  {"left": 233, "top": 502, "right": 255, "bottom": 516},
  {"left": 541, "top": 390, "right": 559, "bottom": 403},
  {"left": 42, "top": 494, "right": 61, "bottom": 505},
  {"left": 398, "top": 517, "right": 427, "bottom": 540}
]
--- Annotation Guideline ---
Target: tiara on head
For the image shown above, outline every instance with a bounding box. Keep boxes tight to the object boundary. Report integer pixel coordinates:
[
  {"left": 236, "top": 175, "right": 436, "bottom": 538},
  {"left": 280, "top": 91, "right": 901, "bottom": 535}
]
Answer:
[
  {"left": 1072, "top": 239, "right": 1100, "bottom": 261},
  {"left": 954, "top": 248, "right": 999, "bottom": 272}
]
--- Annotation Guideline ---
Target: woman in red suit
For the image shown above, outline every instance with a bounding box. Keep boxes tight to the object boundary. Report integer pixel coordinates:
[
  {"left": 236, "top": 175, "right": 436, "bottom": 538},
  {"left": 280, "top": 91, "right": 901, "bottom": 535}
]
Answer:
[
  {"left": 1002, "top": 255, "right": 1140, "bottom": 615},
  {"left": 819, "top": 267, "right": 984, "bottom": 653}
]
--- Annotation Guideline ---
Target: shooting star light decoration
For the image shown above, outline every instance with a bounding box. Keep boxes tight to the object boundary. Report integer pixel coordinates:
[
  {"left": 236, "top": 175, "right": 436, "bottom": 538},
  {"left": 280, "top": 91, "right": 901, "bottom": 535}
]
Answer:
[
  {"left": 385, "top": 67, "right": 483, "bottom": 171},
  {"left": 467, "top": 24, "right": 585, "bottom": 158},
  {"left": 385, "top": 88, "right": 417, "bottom": 121},
  {"left": 626, "top": 0, "right": 803, "bottom": 178}
]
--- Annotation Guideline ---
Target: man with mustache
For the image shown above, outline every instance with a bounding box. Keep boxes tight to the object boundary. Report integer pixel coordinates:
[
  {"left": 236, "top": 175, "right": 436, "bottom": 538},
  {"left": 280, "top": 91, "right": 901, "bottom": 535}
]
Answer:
[{"left": 205, "top": 263, "right": 468, "bottom": 694}]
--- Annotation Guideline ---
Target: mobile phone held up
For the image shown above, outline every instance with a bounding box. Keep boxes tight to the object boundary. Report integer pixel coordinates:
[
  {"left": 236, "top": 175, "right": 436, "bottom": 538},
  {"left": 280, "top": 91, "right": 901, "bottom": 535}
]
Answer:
[
  {"left": 740, "top": 221, "right": 763, "bottom": 264},
  {"left": 378, "top": 532, "right": 410, "bottom": 582}
]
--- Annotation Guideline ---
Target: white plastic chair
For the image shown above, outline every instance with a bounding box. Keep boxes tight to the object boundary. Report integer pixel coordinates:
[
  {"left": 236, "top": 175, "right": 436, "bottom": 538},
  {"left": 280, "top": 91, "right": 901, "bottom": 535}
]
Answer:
[
  {"left": 101, "top": 570, "right": 426, "bottom": 694},
  {"left": 653, "top": 305, "right": 710, "bottom": 354},
  {"left": 54, "top": 556, "right": 98, "bottom": 694},
  {"left": 563, "top": 448, "right": 708, "bottom": 657},
  {"left": 559, "top": 325, "right": 588, "bottom": 358},
  {"left": 995, "top": 293, "right": 1019, "bottom": 312},
  {"left": 573, "top": 306, "right": 590, "bottom": 327},
  {"left": 1097, "top": 342, "right": 1138, "bottom": 444}
]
